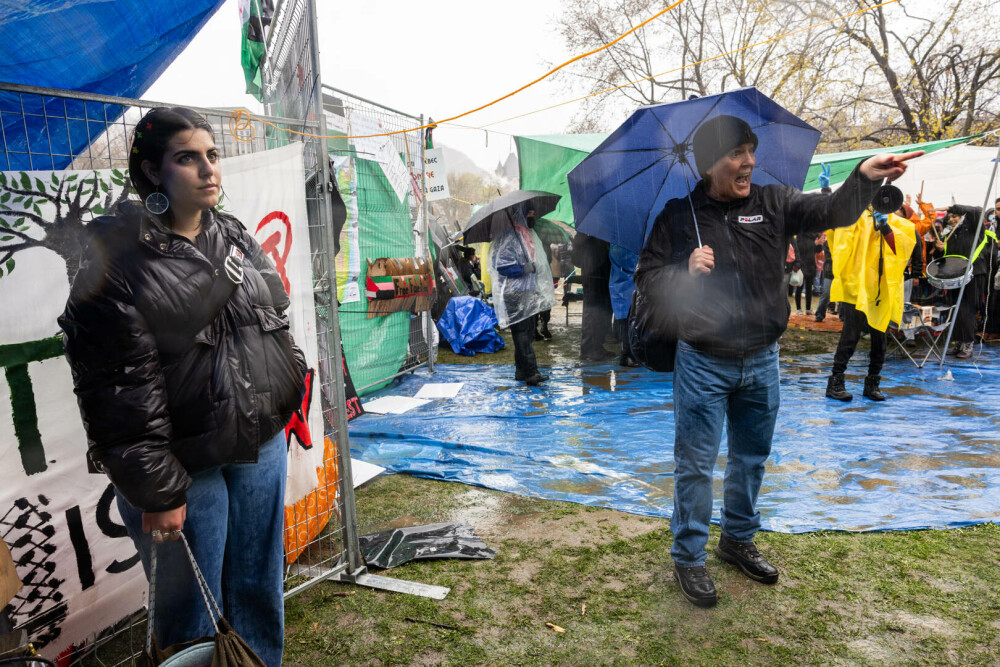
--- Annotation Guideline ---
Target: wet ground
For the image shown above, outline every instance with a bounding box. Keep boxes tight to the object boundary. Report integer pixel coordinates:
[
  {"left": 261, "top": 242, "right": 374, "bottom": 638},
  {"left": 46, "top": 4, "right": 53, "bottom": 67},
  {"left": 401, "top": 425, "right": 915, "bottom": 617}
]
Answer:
[{"left": 358, "top": 294, "right": 1000, "bottom": 532}]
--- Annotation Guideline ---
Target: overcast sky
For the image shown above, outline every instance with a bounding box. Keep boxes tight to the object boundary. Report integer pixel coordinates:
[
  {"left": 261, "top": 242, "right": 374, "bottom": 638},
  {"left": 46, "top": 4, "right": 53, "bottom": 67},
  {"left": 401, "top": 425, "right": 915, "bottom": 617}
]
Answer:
[{"left": 145, "top": 0, "right": 577, "bottom": 172}]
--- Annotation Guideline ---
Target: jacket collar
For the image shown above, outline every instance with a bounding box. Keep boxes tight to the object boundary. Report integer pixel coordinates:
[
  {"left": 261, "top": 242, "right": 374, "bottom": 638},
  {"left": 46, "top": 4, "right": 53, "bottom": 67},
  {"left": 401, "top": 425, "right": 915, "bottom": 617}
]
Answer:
[
  {"left": 118, "top": 201, "right": 218, "bottom": 257},
  {"left": 689, "top": 180, "right": 753, "bottom": 211}
]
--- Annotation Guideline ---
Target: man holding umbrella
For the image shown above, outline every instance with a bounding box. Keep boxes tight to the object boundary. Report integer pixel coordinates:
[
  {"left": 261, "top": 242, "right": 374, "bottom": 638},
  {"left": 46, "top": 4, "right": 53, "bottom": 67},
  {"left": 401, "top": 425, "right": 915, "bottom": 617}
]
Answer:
[{"left": 634, "top": 114, "right": 921, "bottom": 607}]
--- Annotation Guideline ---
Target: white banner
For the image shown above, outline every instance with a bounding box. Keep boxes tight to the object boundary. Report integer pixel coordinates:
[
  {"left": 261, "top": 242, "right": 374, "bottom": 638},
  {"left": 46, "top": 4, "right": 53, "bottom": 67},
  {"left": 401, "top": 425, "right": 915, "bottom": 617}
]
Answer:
[
  {"left": 424, "top": 147, "right": 450, "bottom": 202},
  {"left": 0, "top": 143, "right": 320, "bottom": 658}
]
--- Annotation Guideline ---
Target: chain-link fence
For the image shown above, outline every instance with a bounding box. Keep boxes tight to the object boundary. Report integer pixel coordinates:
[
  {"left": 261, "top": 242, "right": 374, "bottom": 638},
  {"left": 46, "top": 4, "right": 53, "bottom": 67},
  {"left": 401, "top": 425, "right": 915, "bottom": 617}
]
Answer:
[
  {"left": 1, "top": 0, "right": 438, "bottom": 661},
  {"left": 321, "top": 84, "right": 434, "bottom": 394}
]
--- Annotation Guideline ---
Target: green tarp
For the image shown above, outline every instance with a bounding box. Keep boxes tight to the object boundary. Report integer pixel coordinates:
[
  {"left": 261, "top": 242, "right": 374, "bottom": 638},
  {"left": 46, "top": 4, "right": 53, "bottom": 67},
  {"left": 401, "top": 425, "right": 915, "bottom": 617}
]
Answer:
[
  {"left": 334, "top": 155, "right": 415, "bottom": 395},
  {"left": 515, "top": 134, "right": 608, "bottom": 227},
  {"left": 804, "top": 135, "right": 978, "bottom": 190},
  {"left": 516, "top": 133, "right": 978, "bottom": 218}
]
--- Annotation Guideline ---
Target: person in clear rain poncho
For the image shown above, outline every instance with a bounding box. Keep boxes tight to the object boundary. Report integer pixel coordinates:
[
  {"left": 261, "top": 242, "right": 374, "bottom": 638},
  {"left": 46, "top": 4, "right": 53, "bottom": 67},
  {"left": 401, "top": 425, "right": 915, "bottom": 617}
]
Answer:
[{"left": 487, "top": 207, "right": 555, "bottom": 385}]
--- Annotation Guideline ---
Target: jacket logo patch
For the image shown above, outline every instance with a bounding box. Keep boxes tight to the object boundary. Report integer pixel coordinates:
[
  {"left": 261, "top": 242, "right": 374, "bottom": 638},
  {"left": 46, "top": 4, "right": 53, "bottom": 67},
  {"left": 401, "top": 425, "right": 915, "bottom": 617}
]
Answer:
[{"left": 738, "top": 215, "right": 764, "bottom": 224}]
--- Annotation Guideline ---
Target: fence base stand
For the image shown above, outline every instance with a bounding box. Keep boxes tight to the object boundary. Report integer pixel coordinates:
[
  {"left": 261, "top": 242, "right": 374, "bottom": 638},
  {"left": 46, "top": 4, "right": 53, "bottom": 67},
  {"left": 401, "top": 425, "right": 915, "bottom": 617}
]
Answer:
[
  {"left": 340, "top": 572, "right": 450, "bottom": 600},
  {"left": 288, "top": 564, "right": 450, "bottom": 599}
]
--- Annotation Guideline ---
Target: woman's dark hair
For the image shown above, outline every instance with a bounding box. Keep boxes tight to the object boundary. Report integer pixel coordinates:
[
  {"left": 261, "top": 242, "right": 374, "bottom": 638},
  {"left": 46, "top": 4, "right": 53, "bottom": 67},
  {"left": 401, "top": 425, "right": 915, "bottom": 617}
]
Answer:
[{"left": 128, "top": 107, "right": 215, "bottom": 203}]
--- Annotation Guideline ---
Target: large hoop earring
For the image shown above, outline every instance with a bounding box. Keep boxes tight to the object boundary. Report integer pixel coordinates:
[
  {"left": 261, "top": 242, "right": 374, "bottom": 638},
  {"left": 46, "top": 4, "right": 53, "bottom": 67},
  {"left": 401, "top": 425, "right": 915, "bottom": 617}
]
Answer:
[{"left": 145, "top": 188, "right": 169, "bottom": 215}]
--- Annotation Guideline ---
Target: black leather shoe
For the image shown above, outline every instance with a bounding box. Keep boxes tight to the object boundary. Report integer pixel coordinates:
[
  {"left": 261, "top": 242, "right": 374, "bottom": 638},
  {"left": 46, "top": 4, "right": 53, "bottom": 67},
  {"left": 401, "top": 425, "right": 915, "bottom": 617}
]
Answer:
[
  {"left": 525, "top": 373, "right": 548, "bottom": 386},
  {"left": 619, "top": 354, "right": 640, "bottom": 368},
  {"left": 674, "top": 564, "right": 717, "bottom": 608},
  {"left": 715, "top": 536, "right": 779, "bottom": 584},
  {"left": 580, "top": 349, "right": 616, "bottom": 362},
  {"left": 540, "top": 324, "right": 553, "bottom": 340}
]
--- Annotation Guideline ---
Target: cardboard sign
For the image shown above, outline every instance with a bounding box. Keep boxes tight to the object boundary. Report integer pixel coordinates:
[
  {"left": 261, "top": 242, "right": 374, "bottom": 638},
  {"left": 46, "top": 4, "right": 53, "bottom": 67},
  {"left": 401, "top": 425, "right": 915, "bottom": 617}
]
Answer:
[
  {"left": 365, "top": 257, "right": 435, "bottom": 317},
  {"left": 0, "top": 537, "right": 20, "bottom": 609}
]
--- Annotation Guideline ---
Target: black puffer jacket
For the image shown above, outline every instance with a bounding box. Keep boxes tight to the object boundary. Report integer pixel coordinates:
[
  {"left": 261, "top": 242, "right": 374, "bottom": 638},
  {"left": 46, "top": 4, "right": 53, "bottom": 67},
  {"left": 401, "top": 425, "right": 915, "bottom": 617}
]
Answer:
[
  {"left": 944, "top": 205, "right": 993, "bottom": 276},
  {"left": 59, "top": 202, "right": 307, "bottom": 513},
  {"left": 634, "top": 165, "right": 882, "bottom": 356}
]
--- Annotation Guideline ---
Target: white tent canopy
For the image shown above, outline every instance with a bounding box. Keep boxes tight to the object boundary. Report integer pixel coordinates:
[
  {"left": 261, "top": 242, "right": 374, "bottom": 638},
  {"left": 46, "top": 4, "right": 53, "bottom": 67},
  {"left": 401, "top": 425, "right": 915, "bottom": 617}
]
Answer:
[{"left": 892, "top": 144, "right": 1000, "bottom": 210}]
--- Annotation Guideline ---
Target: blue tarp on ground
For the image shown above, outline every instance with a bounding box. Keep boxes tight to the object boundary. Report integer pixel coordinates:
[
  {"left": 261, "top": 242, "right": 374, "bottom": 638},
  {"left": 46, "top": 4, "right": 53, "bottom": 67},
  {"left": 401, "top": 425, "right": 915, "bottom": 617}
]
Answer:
[
  {"left": 0, "top": 0, "right": 226, "bottom": 170},
  {"left": 350, "top": 350, "right": 1000, "bottom": 532},
  {"left": 436, "top": 296, "right": 505, "bottom": 356}
]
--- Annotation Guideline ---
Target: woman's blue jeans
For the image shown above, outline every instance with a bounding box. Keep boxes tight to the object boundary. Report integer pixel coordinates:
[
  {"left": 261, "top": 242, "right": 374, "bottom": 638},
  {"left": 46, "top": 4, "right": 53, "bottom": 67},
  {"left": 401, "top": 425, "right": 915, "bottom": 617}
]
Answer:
[
  {"left": 670, "top": 340, "right": 780, "bottom": 567},
  {"left": 117, "top": 430, "right": 287, "bottom": 667}
]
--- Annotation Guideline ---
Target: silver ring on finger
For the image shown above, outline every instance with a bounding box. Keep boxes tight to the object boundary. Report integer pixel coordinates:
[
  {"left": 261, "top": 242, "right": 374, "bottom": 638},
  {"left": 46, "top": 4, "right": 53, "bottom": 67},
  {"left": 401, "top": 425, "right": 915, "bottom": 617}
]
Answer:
[{"left": 170, "top": 530, "right": 182, "bottom": 539}]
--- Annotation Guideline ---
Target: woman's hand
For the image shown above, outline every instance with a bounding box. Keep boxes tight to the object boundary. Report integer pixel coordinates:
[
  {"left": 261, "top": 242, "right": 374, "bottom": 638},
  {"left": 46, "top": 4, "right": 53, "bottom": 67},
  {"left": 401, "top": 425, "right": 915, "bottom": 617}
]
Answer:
[
  {"left": 142, "top": 505, "right": 187, "bottom": 543},
  {"left": 859, "top": 151, "right": 925, "bottom": 182},
  {"left": 688, "top": 245, "right": 714, "bottom": 276}
]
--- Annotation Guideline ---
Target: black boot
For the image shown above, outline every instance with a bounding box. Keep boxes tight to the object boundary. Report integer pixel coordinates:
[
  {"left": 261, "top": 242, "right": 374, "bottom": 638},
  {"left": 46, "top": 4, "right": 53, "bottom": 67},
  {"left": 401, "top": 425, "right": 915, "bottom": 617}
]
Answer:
[
  {"left": 863, "top": 375, "right": 885, "bottom": 401},
  {"left": 825, "top": 373, "right": 852, "bottom": 402}
]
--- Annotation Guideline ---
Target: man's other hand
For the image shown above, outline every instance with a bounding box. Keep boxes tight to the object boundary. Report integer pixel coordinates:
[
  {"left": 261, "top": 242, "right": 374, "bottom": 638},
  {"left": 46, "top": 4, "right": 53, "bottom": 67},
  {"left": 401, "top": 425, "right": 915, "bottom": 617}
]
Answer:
[
  {"left": 689, "top": 245, "right": 715, "bottom": 276},
  {"left": 860, "top": 151, "right": 925, "bottom": 182}
]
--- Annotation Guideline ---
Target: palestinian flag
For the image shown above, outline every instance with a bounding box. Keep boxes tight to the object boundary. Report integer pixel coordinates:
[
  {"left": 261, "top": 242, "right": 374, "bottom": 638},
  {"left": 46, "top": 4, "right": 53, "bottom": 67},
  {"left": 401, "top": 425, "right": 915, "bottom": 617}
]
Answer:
[
  {"left": 366, "top": 275, "right": 396, "bottom": 300},
  {"left": 239, "top": 0, "right": 274, "bottom": 102}
]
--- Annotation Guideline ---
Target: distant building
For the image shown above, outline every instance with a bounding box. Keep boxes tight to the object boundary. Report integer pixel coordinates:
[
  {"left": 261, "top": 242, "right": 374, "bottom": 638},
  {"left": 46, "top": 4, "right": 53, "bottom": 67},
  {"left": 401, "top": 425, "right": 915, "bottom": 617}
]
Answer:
[{"left": 496, "top": 152, "right": 519, "bottom": 181}]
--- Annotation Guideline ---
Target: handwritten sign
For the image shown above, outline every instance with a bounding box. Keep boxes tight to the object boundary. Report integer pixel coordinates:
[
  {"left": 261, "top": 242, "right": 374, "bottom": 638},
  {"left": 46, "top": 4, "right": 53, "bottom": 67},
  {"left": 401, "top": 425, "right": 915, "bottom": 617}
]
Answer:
[{"left": 424, "top": 148, "right": 450, "bottom": 202}]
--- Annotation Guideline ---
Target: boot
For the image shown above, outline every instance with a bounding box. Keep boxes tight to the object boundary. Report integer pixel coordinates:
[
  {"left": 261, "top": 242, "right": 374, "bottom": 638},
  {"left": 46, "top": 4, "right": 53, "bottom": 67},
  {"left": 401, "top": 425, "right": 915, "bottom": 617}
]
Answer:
[
  {"left": 825, "top": 373, "right": 852, "bottom": 402},
  {"left": 539, "top": 322, "right": 552, "bottom": 340},
  {"left": 863, "top": 375, "right": 886, "bottom": 401}
]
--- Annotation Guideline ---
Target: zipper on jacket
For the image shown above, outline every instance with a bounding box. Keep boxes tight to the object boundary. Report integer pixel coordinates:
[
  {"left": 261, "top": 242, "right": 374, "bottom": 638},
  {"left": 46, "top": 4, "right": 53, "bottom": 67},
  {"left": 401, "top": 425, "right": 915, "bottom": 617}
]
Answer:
[{"left": 722, "top": 208, "right": 749, "bottom": 350}]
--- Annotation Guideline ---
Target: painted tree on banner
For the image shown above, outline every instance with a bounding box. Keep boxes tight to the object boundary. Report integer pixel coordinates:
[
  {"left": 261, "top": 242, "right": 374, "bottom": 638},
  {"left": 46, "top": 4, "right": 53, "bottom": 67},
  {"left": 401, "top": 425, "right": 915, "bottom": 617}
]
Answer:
[{"left": 0, "top": 170, "right": 132, "bottom": 283}]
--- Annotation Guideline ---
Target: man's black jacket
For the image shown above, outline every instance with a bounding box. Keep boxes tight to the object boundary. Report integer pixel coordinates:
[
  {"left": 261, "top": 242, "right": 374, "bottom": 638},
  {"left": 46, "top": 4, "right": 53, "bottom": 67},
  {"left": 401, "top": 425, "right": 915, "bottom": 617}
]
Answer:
[{"left": 634, "top": 165, "right": 882, "bottom": 357}]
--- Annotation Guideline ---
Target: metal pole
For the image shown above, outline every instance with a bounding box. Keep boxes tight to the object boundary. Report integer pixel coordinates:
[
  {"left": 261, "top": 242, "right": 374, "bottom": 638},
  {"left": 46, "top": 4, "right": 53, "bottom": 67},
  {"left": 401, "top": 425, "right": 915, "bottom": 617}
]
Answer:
[
  {"left": 420, "top": 117, "right": 436, "bottom": 373},
  {"left": 305, "top": 0, "right": 365, "bottom": 576},
  {"left": 938, "top": 135, "right": 1000, "bottom": 367}
]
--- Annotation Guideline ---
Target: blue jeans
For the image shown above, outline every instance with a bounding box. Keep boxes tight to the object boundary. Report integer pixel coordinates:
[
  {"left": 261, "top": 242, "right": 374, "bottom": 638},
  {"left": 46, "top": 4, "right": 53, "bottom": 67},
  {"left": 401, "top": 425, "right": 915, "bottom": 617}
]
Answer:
[
  {"left": 670, "top": 340, "right": 780, "bottom": 566},
  {"left": 117, "top": 430, "right": 287, "bottom": 667}
]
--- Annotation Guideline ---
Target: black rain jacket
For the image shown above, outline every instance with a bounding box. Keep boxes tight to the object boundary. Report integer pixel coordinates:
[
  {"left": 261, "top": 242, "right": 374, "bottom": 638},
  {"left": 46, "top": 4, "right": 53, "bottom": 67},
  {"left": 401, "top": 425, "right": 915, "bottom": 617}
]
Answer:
[
  {"left": 59, "top": 202, "right": 307, "bottom": 513},
  {"left": 634, "top": 165, "right": 882, "bottom": 357},
  {"left": 944, "top": 205, "right": 994, "bottom": 276}
]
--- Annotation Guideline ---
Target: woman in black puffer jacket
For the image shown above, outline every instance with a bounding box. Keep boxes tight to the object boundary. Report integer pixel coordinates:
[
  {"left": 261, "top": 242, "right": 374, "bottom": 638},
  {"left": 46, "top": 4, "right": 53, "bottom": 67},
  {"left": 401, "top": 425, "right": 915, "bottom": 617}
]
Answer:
[{"left": 59, "top": 107, "right": 305, "bottom": 666}]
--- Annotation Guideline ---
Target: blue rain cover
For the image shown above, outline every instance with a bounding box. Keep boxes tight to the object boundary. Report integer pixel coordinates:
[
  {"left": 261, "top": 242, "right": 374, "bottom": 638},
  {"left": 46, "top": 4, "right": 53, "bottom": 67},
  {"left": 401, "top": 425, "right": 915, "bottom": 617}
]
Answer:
[
  {"left": 350, "top": 351, "right": 1000, "bottom": 533},
  {"left": 0, "top": 1, "right": 226, "bottom": 170},
  {"left": 436, "top": 296, "right": 505, "bottom": 356}
]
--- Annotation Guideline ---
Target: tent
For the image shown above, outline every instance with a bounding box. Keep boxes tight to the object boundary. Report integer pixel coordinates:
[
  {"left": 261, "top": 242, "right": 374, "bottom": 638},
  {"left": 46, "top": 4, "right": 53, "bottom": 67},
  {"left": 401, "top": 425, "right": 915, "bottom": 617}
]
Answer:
[
  {"left": 515, "top": 133, "right": 608, "bottom": 227},
  {"left": 803, "top": 135, "right": 978, "bottom": 191},
  {"left": 891, "top": 143, "right": 1000, "bottom": 209},
  {"left": 0, "top": 0, "right": 227, "bottom": 170}
]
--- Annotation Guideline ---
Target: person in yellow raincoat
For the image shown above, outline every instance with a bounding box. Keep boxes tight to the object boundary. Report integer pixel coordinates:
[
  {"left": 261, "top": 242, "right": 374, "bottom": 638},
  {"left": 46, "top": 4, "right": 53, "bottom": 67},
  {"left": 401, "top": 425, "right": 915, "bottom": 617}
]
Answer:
[{"left": 824, "top": 207, "right": 916, "bottom": 401}]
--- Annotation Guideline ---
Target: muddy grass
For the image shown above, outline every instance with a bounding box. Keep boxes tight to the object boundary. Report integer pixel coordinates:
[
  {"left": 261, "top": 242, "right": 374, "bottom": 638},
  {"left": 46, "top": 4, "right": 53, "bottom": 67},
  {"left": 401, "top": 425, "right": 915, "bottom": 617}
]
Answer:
[{"left": 284, "top": 297, "right": 1000, "bottom": 666}]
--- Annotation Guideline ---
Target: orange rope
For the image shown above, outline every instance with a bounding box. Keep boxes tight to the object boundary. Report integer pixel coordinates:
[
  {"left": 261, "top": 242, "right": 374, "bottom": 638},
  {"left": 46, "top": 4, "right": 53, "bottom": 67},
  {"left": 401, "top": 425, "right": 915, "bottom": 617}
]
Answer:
[
  {"left": 229, "top": 0, "right": 687, "bottom": 142},
  {"left": 477, "top": 0, "right": 903, "bottom": 129}
]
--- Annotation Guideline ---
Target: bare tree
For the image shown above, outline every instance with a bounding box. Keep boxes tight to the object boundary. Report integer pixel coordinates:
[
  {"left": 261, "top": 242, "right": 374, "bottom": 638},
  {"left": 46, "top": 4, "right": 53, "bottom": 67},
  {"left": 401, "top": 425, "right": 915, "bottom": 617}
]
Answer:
[
  {"left": 807, "top": 0, "right": 1000, "bottom": 145},
  {"left": 554, "top": 0, "right": 844, "bottom": 132},
  {"left": 431, "top": 171, "right": 511, "bottom": 233},
  {"left": 553, "top": 0, "right": 1000, "bottom": 148}
]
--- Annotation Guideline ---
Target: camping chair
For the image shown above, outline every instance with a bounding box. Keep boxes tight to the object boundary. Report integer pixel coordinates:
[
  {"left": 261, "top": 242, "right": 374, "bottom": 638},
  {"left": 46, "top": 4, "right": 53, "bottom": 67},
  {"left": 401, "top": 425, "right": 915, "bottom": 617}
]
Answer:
[{"left": 887, "top": 303, "right": 956, "bottom": 368}]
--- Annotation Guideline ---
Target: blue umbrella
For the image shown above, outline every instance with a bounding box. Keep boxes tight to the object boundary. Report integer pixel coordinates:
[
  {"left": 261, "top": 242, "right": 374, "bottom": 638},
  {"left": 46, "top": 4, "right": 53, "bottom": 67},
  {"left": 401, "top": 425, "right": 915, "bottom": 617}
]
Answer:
[{"left": 568, "top": 87, "right": 821, "bottom": 253}]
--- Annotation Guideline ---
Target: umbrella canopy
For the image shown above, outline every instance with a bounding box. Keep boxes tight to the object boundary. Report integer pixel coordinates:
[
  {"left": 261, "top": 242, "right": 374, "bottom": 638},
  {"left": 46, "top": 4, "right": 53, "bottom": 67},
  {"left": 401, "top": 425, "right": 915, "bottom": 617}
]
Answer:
[
  {"left": 568, "top": 87, "right": 820, "bottom": 253},
  {"left": 460, "top": 190, "right": 561, "bottom": 244}
]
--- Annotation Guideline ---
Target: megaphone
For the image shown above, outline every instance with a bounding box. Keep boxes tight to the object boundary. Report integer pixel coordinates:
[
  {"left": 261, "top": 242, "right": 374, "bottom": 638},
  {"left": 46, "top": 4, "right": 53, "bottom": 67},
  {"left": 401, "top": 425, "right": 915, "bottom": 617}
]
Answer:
[{"left": 871, "top": 184, "right": 903, "bottom": 214}]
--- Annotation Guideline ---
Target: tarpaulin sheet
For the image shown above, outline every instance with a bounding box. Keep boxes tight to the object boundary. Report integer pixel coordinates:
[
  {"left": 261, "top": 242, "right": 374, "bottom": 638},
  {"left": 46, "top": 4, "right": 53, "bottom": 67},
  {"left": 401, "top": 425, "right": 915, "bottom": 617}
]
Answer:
[
  {"left": 436, "top": 296, "right": 504, "bottom": 356},
  {"left": 349, "top": 351, "right": 1000, "bottom": 532},
  {"left": 0, "top": 0, "right": 226, "bottom": 170}
]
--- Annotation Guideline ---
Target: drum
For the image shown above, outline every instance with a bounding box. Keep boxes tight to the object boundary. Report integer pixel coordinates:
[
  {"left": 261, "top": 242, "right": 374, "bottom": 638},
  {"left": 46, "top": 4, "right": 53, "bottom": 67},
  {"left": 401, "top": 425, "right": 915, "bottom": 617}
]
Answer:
[{"left": 926, "top": 256, "right": 972, "bottom": 290}]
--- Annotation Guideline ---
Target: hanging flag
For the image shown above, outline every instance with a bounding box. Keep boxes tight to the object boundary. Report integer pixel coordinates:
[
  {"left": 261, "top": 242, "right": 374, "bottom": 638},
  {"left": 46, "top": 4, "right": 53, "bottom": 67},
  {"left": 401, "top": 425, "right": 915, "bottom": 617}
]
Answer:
[{"left": 239, "top": 0, "right": 274, "bottom": 101}]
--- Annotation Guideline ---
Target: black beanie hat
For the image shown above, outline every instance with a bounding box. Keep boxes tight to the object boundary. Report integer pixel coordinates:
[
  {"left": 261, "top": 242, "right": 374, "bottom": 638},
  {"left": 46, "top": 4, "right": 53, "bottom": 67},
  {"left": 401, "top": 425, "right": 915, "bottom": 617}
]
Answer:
[{"left": 692, "top": 114, "right": 759, "bottom": 176}]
